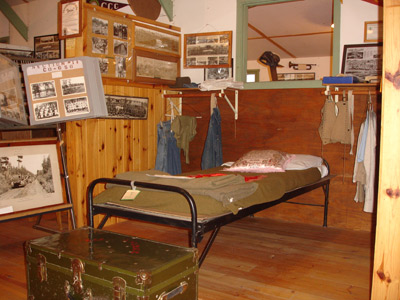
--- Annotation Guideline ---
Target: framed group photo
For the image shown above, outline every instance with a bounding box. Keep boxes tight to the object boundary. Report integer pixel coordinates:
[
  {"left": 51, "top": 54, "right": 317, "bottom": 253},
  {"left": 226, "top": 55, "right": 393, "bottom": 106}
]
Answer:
[
  {"left": 105, "top": 95, "right": 148, "bottom": 119},
  {"left": 184, "top": 31, "right": 232, "bottom": 69}
]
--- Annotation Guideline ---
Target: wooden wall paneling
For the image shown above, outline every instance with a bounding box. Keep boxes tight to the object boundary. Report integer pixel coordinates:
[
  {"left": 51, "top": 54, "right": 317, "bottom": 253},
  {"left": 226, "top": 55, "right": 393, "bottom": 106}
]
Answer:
[
  {"left": 66, "top": 86, "right": 164, "bottom": 227},
  {"left": 179, "top": 88, "right": 379, "bottom": 231}
]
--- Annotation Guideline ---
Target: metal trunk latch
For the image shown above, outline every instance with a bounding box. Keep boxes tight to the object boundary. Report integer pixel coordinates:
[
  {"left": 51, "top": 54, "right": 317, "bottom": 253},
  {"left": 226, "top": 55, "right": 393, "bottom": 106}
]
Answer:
[
  {"left": 71, "top": 258, "right": 85, "bottom": 295},
  {"left": 113, "top": 276, "right": 126, "bottom": 300},
  {"left": 37, "top": 253, "right": 47, "bottom": 282},
  {"left": 136, "top": 270, "right": 152, "bottom": 286},
  {"left": 158, "top": 282, "right": 188, "bottom": 300}
]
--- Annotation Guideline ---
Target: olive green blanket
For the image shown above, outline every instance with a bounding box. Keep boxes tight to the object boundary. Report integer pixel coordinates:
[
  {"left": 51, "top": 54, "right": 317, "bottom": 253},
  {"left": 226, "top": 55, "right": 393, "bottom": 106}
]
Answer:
[{"left": 94, "top": 167, "right": 322, "bottom": 220}]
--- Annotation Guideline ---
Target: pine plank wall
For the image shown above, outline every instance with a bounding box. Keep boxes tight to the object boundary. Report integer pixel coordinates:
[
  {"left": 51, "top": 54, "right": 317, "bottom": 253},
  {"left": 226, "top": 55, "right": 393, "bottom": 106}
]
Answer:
[{"left": 65, "top": 85, "right": 379, "bottom": 231}]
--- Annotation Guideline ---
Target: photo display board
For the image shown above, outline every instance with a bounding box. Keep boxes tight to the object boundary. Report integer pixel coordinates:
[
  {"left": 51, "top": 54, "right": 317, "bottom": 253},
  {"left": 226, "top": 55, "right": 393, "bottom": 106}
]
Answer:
[{"left": 22, "top": 56, "right": 107, "bottom": 125}]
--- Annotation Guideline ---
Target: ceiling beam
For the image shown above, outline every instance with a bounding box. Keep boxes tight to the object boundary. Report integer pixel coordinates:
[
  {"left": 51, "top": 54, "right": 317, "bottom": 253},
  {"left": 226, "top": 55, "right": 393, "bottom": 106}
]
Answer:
[
  {"left": 0, "top": 0, "right": 28, "bottom": 41},
  {"left": 248, "top": 22, "right": 296, "bottom": 58},
  {"left": 158, "top": 0, "right": 173, "bottom": 21}
]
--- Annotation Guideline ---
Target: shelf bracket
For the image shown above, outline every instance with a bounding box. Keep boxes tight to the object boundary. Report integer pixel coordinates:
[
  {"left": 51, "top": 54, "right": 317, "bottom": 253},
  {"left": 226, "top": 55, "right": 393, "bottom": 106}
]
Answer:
[{"left": 219, "top": 89, "right": 238, "bottom": 120}]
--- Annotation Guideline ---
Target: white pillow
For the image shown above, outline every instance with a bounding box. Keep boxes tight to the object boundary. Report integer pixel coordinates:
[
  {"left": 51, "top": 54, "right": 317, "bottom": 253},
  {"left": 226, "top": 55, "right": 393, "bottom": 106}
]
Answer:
[{"left": 285, "top": 154, "right": 323, "bottom": 170}]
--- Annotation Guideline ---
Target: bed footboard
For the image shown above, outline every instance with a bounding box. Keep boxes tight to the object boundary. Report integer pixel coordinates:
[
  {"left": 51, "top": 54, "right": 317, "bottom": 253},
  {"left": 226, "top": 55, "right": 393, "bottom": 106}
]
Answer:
[{"left": 87, "top": 178, "right": 200, "bottom": 247}]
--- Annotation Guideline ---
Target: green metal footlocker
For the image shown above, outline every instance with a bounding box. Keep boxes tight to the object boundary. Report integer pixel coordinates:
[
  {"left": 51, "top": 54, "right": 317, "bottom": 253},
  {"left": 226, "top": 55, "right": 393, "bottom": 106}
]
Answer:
[{"left": 25, "top": 227, "right": 198, "bottom": 299}]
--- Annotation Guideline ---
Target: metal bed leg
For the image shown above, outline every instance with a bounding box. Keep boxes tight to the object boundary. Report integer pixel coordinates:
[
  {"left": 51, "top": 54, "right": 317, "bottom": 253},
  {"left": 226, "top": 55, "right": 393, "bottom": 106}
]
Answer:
[
  {"left": 97, "top": 214, "right": 110, "bottom": 229},
  {"left": 322, "top": 182, "right": 330, "bottom": 227},
  {"left": 199, "top": 227, "right": 221, "bottom": 267}
]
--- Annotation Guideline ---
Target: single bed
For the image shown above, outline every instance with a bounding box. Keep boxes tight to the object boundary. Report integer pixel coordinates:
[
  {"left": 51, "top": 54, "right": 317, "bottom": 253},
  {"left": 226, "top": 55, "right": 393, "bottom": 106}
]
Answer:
[{"left": 87, "top": 151, "right": 333, "bottom": 266}]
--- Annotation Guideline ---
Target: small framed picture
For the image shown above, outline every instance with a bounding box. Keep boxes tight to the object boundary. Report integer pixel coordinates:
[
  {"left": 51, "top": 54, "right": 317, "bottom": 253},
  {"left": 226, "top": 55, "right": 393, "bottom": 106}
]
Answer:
[
  {"left": 58, "top": 0, "right": 82, "bottom": 39},
  {"left": 34, "top": 34, "right": 61, "bottom": 60},
  {"left": 364, "top": 21, "right": 383, "bottom": 43},
  {"left": 341, "top": 43, "right": 383, "bottom": 81}
]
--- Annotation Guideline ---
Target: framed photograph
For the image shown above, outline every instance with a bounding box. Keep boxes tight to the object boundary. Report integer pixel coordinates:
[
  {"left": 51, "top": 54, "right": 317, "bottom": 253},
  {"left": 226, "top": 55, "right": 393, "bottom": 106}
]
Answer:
[
  {"left": 22, "top": 56, "right": 108, "bottom": 125},
  {"left": 341, "top": 43, "right": 383, "bottom": 81},
  {"left": 34, "top": 34, "right": 61, "bottom": 60},
  {"left": 364, "top": 21, "right": 383, "bottom": 43},
  {"left": 133, "top": 23, "right": 180, "bottom": 56},
  {"left": 133, "top": 50, "right": 180, "bottom": 85},
  {"left": 0, "top": 55, "right": 28, "bottom": 127},
  {"left": 84, "top": 5, "right": 133, "bottom": 79},
  {"left": 277, "top": 73, "right": 315, "bottom": 81},
  {"left": 204, "top": 58, "right": 234, "bottom": 80},
  {"left": 184, "top": 31, "right": 232, "bottom": 69},
  {"left": 58, "top": 0, "right": 82, "bottom": 39},
  {"left": 105, "top": 95, "right": 148, "bottom": 119},
  {"left": 0, "top": 139, "right": 64, "bottom": 215}
]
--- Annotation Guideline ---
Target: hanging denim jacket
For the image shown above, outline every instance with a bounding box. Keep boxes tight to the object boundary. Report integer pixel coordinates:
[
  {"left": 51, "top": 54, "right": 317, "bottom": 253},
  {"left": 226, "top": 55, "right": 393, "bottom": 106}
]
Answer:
[{"left": 201, "top": 107, "right": 223, "bottom": 170}]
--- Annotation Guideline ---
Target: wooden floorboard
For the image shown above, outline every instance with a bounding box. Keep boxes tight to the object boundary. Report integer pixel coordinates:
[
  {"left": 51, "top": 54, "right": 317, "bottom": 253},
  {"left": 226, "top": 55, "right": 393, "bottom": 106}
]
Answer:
[{"left": 0, "top": 215, "right": 373, "bottom": 299}]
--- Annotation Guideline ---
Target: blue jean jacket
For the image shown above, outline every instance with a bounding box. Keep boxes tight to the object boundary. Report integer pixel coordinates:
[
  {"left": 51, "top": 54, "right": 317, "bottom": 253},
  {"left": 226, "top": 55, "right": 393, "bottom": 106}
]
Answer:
[
  {"left": 155, "top": 120, "right": 181, "bottom": 175},
  {"left": 201, "top": 107, "right": 223, "bottom": 170}
]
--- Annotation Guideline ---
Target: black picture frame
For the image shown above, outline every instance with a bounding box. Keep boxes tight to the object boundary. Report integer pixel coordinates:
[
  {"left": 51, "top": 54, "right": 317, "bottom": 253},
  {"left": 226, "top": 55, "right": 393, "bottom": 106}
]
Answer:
[
  {"left": 105, "top": 94, "right": 148, "bottom": 119},
  {"left": 34, "top": 34, "right": 61, "bottom": 60},
  {"left": 341, "top": 43, "right": 383, "bottom": 81}
]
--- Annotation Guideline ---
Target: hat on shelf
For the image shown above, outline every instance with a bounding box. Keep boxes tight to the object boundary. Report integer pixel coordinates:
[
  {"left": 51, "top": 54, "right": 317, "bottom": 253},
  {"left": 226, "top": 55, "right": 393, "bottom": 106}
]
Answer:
[{"left": 169, "top": 77, "right": 198, "bottom": 88}]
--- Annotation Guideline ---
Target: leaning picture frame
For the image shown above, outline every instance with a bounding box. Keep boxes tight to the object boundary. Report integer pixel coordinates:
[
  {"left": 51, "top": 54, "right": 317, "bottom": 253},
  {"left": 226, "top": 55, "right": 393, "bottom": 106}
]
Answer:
[
  {"left": 341, "top": 43, "right": 383, "bottom": 82},
  {"left": 105, "top": 95, "right": 148, "bottom": 119},
  {"left": 0, "top": 139, "right": 64, "bottom": 215},
  {"left": 58, "top": 0, "right": 82, "bottom": 39},
  {"left": 184, "top": 31, "right": 232, "bottom": 69},
  {"left": 34, "top": 34, "right": 61, "bottom": 60}
]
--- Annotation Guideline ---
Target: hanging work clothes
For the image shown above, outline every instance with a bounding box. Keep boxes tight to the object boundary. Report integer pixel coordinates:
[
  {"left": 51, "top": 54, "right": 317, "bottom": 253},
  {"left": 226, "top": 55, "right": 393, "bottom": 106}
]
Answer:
[
  {"left": 318, "top": 97, "right": 352, "bottom": 146},
  {"left": 353, "top": 109, "right": 377, "bottom": 213},
  {"left": 155, "top": 120, "right": 181, "bottom": 175},
  {"left": 171, "top": 115, "right": 197, "bottom": 164},
  {"left": 201, "top": 107, "right": 223, "bottom": 170}
]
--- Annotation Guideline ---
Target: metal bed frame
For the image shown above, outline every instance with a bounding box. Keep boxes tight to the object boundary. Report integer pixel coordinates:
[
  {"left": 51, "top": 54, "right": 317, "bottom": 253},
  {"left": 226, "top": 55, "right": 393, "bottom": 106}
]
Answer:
[{"left": 88, "top": 160, "right": 333, "bottom": 267}]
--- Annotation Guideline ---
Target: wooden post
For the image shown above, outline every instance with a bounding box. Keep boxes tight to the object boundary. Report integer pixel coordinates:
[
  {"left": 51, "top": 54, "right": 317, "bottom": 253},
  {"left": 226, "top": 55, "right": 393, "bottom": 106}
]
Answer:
[{"left": 371, "top": 1, "right": 400, "bottom": 299}]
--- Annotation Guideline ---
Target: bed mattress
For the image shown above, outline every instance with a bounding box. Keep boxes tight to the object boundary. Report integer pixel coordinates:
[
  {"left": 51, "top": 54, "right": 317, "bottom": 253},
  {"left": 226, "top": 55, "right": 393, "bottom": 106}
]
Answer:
[{"left": 93, "top": 167, "right": 322, "bottom": 221}]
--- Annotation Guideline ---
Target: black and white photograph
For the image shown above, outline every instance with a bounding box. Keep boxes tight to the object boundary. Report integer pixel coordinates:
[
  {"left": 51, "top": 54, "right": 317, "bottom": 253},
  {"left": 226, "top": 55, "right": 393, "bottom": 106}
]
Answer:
[
  {"left": 92, "top": 36, "right": 108, "bottom": 54},
  {"left": 184, "top": 31, "right": 232, "bottom": 68},
  {"left": 30, "top": 81, "right": 57, "bottom": 101},
  {"left": 92, "top": 17, "right": 108, "bottom": 36},
  {"left": 33, "top": 100, "right": 60, "bottom": 121},
  {"left": 341, "top": 43, "right": 382, "bottom": 81},
  {"left": 113, "top": 22, "right": 128, "bottom": 40},
  {"left": 61, "top": 76, "right": 86, "bottom": 96},
  {"left": 136, "top": 55, "right": 177, "bottom": 82},
  {"left": 0, "top": 143, "right": 63, "bottom": 214},
  {"left": 204, "top": 67, "right": 232, "bottom": 80},
  {"left": 134, "top": 25, "right": 180, "bottom": 55},
  {"left": 64, "top": 96, "right": 90, "bottom": 115},
  {"left": 34, "top": 34, "right": 61, "bottom": 60},
  {"left": 98, "top": 58, "right": 109, "bottom": 74},
  {"left": 113, "top": 39, "right": 128, "bottom": 56},
  {"left": 115, "top": 56, "right": 126, "bottom": 78},
  {"left": 105, "top": 94, "right": 148, "bottom": 119}
]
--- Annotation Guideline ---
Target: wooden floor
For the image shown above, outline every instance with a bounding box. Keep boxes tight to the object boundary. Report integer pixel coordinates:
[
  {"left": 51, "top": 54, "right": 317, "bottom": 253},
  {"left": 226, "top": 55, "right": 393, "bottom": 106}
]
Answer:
[{"left": 0, "top": 214, "right": 373, "bottom": 299}]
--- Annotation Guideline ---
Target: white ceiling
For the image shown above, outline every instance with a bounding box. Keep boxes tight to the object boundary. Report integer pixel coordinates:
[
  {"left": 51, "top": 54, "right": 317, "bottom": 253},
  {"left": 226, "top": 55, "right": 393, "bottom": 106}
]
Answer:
[{"left": 247, "top": 0, "right": 333, "bottom": 61}]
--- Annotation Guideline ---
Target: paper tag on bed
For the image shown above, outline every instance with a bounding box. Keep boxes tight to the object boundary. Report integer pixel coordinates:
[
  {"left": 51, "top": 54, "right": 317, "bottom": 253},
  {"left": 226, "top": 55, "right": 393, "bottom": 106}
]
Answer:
[{"left": 121, "top": 189, "right": 140, "bottom": 201}]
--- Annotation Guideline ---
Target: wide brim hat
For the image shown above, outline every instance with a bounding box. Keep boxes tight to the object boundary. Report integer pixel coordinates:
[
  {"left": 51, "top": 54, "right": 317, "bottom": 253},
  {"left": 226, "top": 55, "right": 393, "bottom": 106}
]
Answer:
[{"left": 169, "top": 77, "right": 191, "bottom": 88}]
